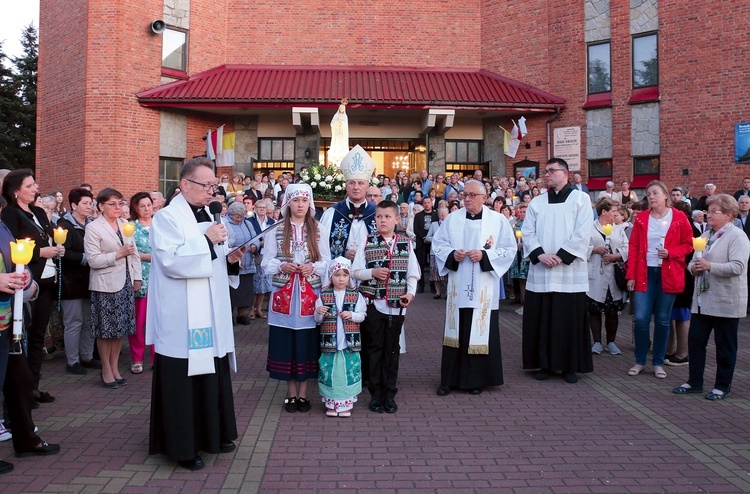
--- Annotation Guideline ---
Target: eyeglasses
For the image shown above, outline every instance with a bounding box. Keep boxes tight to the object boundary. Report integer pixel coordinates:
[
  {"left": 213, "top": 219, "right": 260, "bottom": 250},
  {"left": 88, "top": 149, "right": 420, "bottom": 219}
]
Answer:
[
  {"left": 464, "top": 192, "right": 486, "bottom": 200},
  {"left": 102, "top": 201, "right": 126, "bottom": 208},
  {"left": 707, "top": 210, "right": 725, "bottom": 215},
  {"left": 185, "top": 178, "right": 220, "bottom": 192},
  {"left": 543, "top": 168, "right": 565, "bottom": 175},
  {"left": 366, "top": 193, "right": 383, "bottom": 199}
]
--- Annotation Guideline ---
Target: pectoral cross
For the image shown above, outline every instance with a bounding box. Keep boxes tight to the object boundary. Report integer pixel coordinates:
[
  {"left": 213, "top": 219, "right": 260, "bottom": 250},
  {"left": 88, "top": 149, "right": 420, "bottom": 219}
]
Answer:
[{"left": 465, "top": 283, "right": 474, "bottom": 301}]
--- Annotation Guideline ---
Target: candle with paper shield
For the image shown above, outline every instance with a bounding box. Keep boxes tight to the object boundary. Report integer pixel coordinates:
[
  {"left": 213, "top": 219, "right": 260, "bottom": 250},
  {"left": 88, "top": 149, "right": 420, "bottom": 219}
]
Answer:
[
  {"left": 602, "top": 223, "right": 613, "bottom": 250},
  {"left": 10, "top": 239, "right": 35, "bottom": 347},
  {"left": 122, "top": 221, "right": 135, "bottom": 243},
  {"left": 693, "top": 236, "right": 707, "bottom": 259},
  {"left": 53, "top": 227, "right": 68, "bottom": 246}
]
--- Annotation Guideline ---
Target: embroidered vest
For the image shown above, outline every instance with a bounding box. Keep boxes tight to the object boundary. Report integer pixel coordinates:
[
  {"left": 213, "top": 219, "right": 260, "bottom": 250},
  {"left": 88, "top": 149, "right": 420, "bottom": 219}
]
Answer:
[
  {"left": 319, "top": 288, "right": 361, "bottom": 353},
  {"left": 328, "top": 200, "right": 377, "bottom": 259},
  {"left": 270, "top": 225, "right": 322, "bottom": 289},
  {"left": 358, "top": 233, "right": 410, "bottom": 307}
]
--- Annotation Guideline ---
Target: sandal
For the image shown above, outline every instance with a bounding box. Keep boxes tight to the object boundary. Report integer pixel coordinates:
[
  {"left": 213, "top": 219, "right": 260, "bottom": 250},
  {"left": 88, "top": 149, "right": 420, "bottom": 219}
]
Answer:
[
  {"left": 131, "top": 363, "right": 144, "bottom": 374},
  {"left": 284, "top": 397, "right": 297, "bottom": 413},
  {"left": 654, "top": 366, "right": 667, "bottom": 379},
  {"left": 706, "top": 389, "right": 729, "bottom": 401},
  {"left": 326, "top": 410, "right": 338, "bottom": 417},
  {"left": 673, "top": 383, "right": 703, "bottom": 394},
  {"left": 628, "top": 365, "right": 644, "bottom": 376}
]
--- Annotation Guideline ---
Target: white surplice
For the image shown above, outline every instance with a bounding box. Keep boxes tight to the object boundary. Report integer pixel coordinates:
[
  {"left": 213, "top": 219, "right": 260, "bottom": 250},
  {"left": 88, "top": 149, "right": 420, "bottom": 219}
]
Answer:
[{"left": 145, "top": 193, "right": 238, "bottom": 372}]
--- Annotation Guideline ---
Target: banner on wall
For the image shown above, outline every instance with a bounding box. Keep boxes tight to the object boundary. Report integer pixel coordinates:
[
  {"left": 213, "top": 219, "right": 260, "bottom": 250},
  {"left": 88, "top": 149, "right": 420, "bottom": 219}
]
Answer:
[
  {"left": 553, "top": 126, "right": 581, "bottom": 172},
  {"left": 736, "top": 122, "right": 750, "bottom": 164}
]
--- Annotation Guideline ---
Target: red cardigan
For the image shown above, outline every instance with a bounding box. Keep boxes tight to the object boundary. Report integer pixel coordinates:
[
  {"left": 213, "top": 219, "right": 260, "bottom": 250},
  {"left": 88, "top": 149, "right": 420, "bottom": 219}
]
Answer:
[{"left": 626, "top": 208, "right": 694, "bottom": 293}]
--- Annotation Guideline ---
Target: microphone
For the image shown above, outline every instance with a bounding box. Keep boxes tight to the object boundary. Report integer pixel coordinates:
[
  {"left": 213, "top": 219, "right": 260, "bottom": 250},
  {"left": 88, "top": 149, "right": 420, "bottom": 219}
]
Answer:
[{"left": 208, "top": 201, "right": 224, "bottom": 245}]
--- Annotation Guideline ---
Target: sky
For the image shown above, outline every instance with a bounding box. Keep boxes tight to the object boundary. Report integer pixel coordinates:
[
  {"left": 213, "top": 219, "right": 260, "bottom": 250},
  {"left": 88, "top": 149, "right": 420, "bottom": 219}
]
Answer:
[{"left": 0, "top": 0, "right": 40, "bottom": 60}]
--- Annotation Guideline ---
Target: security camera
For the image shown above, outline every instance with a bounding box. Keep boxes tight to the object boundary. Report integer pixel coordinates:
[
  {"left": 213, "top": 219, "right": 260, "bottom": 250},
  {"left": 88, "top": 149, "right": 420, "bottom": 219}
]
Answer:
[{"left": 150, "top": 20, "right": 166, "bottom": 34}]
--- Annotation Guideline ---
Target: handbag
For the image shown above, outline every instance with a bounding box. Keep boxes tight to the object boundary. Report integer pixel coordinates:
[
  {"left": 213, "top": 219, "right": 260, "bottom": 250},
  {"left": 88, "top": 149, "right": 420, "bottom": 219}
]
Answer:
[{"left": 613, "top": 262, "right": 628, "bottom": 291}]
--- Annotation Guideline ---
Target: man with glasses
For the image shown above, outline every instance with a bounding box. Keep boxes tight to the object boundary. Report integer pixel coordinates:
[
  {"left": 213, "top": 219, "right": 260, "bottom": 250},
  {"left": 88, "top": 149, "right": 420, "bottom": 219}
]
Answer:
[
  {"left": 366, "top": 186, "right": 383, "bottom": 205},
  {"left": 413, "top": 197, "right": 438, "bottom": 293},
  {"left": 432, "top": 179, "right": 516, "bottom": 396},
  {"left": 147, "top": 157, "right": 247, "bottom": 471},
  {"left": 521, "top": 158, "right": 594, "bottom": 384}
]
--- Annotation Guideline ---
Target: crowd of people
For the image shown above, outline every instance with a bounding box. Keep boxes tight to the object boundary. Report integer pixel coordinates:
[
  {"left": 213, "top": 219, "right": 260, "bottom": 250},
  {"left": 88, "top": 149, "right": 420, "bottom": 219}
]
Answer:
[{"left": 0, "top": 158, "right": 747, "bottom": 473}]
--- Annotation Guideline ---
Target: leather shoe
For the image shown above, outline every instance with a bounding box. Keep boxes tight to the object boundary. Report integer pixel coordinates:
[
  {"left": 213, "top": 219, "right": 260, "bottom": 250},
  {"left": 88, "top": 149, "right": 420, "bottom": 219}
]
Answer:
[
  {"left": 468, "top": 388, "right": 482, "bottom": 395},
  {"left": 220, "top": 441, "right": 236, "bottom": 453},
  {"left": 369, "top": 397, "right": 384, "bottom": 413},
  {"left": 236, "top": 315, "right": 254, "bottom": 325},
  {"left": 535, "top": 369, "right": 550, "bottom": 381},
  {"left": 33, "top": 391, "right": 55, "bottom": 403},
  {"left": 177, "top": 456, "right": 205, "bottom": 471},
  {"left": 436, "top": 385, "right": 451, "bottom": 396},
  {"left": 15, "top": 441, "right": 60, "bottom": 457},
  {"left": 0, "top": 459, "right": 14, "bottom": 474},
  {"left": 384, "top": 397, "right": 398, "bottom": 413}
]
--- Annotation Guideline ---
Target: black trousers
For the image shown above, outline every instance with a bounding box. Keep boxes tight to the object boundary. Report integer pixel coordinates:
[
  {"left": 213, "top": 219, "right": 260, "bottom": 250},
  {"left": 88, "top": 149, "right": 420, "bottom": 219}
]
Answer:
[
  {"left": 3, "top": 350, "right": 43, "bottom": 452},
  {"left": 27, "top": 277, "right": 56, "bottom": 390},
  {"left": 361, "top": 305, "right": 403, "bottom": 400},
  {"left": 687, "top": 314, "right": 739, "bottom": 393}
]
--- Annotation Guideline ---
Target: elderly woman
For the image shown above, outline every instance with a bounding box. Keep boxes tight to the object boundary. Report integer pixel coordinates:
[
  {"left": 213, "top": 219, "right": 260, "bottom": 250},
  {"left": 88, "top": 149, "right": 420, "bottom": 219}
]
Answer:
[
  {"left": 249, "top": 199, "right": 274, "bottom": 318},
  {"left": 84, "top": 188, "right": 142, "bottom": 388},
  {"left": 128, "top": 192, "right": 154, "bottom": 374},
  {"left": 424, "top": 206, "right": 449, "bottom": 299},
  {"left": 587, "top": 198, "right": 629, "bottom": 355},
  {"left": 673, "top": 194, "right": 750, "bottom": 400},
  {"left": 57, "top": 187, "right": 99, "bottom": 375},
  {"left": 225, "top": 201, "right": 259, "bottom": 325},
  {"left": 1, "top": 169, "right": 64, "bottom": 403},
  {"left": 225, "top": 172, "right": 244, "bottom": 198},
  {"left": 626, "top": 181, "right": 693, "bottom": 379}
]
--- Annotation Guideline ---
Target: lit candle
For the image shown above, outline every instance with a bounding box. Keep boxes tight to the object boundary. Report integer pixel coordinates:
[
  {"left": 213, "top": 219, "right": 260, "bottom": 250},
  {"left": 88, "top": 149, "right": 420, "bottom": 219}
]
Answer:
[
  {"left": 53, "top": 227, "right": 68, "bottom": 246},
  {"left": 693, "top": 236, "right": 707, "bottom": 259},
  {"left": 515, "top": 229, "right": 523, "bottom": 239},
  {"left": 10, "top": 239, "right": 35, "bottom": 346},
  {"left": 122, "top": 221, "right": 135, "bottom": 243},
  {"left": 602, "top": 224, "right": 613, "bottom": 236}
]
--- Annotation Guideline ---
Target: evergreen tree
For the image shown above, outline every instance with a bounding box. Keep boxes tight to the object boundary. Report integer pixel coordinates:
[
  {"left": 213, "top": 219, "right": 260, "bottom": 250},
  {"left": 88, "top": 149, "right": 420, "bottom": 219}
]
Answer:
[
  {"left": 13, "top": 24, "right": 38, "bottom": 170},
  {"left": 0, "top": 41, "right": 22, "bottom": 169}
]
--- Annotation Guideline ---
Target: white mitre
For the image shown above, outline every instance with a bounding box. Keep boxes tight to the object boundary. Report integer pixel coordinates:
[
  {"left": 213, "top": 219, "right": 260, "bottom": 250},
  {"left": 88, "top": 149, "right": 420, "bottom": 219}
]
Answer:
[{"left": 339, "top": 145, "right": 375, "bottom": 182}]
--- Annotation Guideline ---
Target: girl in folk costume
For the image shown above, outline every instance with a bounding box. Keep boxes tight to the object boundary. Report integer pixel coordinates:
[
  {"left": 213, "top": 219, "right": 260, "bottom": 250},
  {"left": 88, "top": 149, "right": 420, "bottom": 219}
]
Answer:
[
  {"left": 314, "top": 257, "right": 367, "bottom": 417},
  {"left": 261, "top": 184, "right": 330, "bottom": 413}
]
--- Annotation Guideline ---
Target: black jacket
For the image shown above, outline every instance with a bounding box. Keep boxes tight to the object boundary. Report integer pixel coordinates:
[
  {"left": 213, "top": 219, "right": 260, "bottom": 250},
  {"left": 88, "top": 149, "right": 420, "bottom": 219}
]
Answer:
[
  {"left": 0, "top": 204, "right": 56, "bottom": 282},
  {"left": 56, "top": 213, "right": 91, "bottom": 299}
]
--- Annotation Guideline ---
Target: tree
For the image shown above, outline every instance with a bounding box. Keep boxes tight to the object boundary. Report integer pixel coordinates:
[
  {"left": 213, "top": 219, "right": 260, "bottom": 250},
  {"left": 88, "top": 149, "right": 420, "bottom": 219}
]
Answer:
[
  {"left": 0, "top": 41, "right": 22, "bottom": 169},
  {"left": 13, "top": 24, "right": 38, "bottom": 170}
]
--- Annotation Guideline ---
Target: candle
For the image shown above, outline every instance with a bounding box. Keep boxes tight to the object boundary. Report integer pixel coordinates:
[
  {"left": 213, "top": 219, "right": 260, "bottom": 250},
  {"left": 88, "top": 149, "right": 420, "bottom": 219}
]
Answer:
[
  {"left": 10, "top": 239, "right": 35, "bottom": 346},
  {"left": 693, "top": 236, "right": 707, "bottom": 258},
  {"left": 602, "top": 224, "right": 613, "bottom": 236},
  {"left": 53, "top": 227, "right": 68, "bottom": 246},
  {"left": 122, "top": 221, "right": 136, "bottom": 237},
  {"left": 515, "top": 229, "right": 523, "bottom": 239}
]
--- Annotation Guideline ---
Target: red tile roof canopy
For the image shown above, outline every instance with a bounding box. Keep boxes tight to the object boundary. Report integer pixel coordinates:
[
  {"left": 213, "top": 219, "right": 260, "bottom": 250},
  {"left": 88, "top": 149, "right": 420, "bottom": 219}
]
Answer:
[{"left": 136, "top": 65, "right": 566, "bottom": 111}]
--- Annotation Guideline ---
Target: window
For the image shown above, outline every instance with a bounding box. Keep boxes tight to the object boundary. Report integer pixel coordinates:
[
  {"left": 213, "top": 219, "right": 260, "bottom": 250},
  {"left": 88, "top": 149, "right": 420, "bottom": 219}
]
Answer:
[
  {"left": 588, "top": 42, "right": 611, "bottom": 94},
  {"left": 588, "top": 159, "right": 613, "bottom": 178},
  {"left": 257, "top": 138, "right": 295, "bottom": 174},
  {"left": 634, "top": 156, "right": 660, "bottom": 175},
  {"left": 446, "top": 141, "right": 482, "bottom": 164},
  {"left": 162, "top": 27, "right": 187, "bottom": 73},
  {"left": 633, "top": 33, "right": 658, "bottom": 88},
  {"left": 159, "top": 157, "right": 183, "bottom": 196}
]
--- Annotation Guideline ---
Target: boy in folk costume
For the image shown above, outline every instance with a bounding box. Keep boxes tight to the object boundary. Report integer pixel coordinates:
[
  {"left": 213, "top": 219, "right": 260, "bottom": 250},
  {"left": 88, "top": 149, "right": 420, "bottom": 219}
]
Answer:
[
  {"left": 315, "top": 257, "right": 367, "bottom": 417},
  {"left": 352, "top": 200, "right": 420, "bottom": 414},
  {"left": 261, "top": 183, "right": 330, "bottom": 413}
]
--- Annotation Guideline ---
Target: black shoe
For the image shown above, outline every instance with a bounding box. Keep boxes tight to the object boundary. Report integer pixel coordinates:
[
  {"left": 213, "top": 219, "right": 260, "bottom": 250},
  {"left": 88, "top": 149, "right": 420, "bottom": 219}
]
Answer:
[
  {"left": 220, "top": 441, "right": 236, "bottom": 453},
  {"left": 433, "top": 294, "right": 441, "bottom": 299},
  {"left": 236, "top": 315, "right": 254, "bottom": 325},
  {"left": 468, "top": 388, "right": 482, "bottom": 395},
  {"left": 417, "top": 286, "right": 424, "bottom": 294},
  {"left": 33, "top": 391, "right": 55, "bottom": 403},
  {"left": 384, "top": 397, "right": 398, "bottom": 413},
  {"left": 81, "top": 358, "right": 102, "bottom": 369},
  {"left": 666, "top": 356, "right": 689, "bottom": 367},
  {"left": 0, "top": 459, "right": 13, "bottom": 475},
  {"left": 563, "top": 372, "right": 579, "bottom": 384},
  {"left": 284, "top": 397, "right": 297, "bottom": 413},
  {"left": 101, "top": 374, "right": 119, "bottom": 389},
  {"left": 31, "top": 401, "right": 39, "bottom": 410},
  {"left": 178, "top": 456, "right": 205, "bottom": 471},
  {"left": 66, "top": 362, "right": 87, "bottom": 375},
  {"left": 436, "top": 385, "right": 451, "bottom": 396},
  {"left": 535, "top": 369, "right": 550, "bottom": 381},
  {"left": 115, "top": 378, "right": 128, "bottom": 386},
  {"left": 297, "top": 397, "right": 311, "bottom": 413},
  {"left": 15, "top": 441, "right": 60, "bottom": 457},
  {"left": 369, "top": 397, "right": 384, "bottom": 413}
]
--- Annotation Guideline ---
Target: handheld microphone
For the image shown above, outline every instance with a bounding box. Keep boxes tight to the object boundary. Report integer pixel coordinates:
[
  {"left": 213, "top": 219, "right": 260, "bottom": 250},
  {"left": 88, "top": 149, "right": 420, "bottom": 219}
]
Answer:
[{"left": 208, "top": 201, "right": 224, "bottom": 245}]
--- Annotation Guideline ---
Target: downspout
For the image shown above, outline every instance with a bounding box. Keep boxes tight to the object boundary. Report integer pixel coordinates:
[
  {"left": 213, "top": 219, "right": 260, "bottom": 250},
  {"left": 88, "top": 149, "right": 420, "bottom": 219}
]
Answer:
[
  {"left": 546, "top": 107, "right": 561, "bottom": 160},
  {"left": 425, "top": 131, "right": 430, "bottom": 174}
]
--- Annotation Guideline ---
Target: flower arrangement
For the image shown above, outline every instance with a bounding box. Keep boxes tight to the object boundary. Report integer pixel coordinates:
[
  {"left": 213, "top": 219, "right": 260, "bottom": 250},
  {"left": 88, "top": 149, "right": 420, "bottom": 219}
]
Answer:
[{"left": 299, "top": 161, "right": 380, "bottom": 201}]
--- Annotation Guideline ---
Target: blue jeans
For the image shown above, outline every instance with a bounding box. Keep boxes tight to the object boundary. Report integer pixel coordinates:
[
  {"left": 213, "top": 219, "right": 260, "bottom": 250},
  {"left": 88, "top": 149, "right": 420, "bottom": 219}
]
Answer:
[{"left": 633, "top": 267, "right": 676, "bottom": 366}]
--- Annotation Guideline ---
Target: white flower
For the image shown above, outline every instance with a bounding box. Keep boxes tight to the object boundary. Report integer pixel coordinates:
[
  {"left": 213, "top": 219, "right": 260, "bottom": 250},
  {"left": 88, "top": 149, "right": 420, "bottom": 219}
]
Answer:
[
  {"left": 325, "top": 175, "right": 333, "bottom": 182},
  {"left": 311, "top": 181, "right": 317, "bottom": 188},
  {"left": 300, "top": 172, "right": 309, "bottom": 180},
  {"left": 334, "top": 185, "right": 342, "bottom": 192},
  {"left": 314, "top": 173, "right": 322, "bottom": 181},
  {"left": 370, "top": 177, "right": 379, "bottom": 185}
]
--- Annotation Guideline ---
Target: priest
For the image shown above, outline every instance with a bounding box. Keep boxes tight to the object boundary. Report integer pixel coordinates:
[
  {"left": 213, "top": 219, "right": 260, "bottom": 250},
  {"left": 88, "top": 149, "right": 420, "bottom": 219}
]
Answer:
[
  {"left": 432, "top": 179, "right": 516, "bottom": 395},
  {"left": 319, "top": 145, "right": 377, "bottom": 261},
  {"left": 146, "top": 157, "right": 246, "bottom": 471},
  {"left": 521, "top": 158, "right": 594, "bottom": 383}
]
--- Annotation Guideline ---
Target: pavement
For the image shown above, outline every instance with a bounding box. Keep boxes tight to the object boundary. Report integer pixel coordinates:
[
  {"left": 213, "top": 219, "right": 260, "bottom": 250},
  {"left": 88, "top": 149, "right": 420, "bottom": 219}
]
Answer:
[{"left": 2, "top": 294, "right": 750, "bottom": 493}]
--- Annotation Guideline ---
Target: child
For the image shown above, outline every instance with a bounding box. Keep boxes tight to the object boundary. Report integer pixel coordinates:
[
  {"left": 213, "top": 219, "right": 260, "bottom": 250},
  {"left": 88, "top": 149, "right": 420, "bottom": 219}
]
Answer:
[
  {"left": 315, "top": 257, "right": 367, "bottom": 417},
  {"left": 352, "top": 200, "right": 420, "bottom": 414},
  {"left": 261, "top": 183, "right": 330, "bottom": 413}
]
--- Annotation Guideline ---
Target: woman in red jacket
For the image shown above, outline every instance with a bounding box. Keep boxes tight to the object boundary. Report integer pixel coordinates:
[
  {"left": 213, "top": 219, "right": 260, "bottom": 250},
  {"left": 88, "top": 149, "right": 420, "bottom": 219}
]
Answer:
[{"left": 626, "top": 181, "right": 694, "bottom": 379}]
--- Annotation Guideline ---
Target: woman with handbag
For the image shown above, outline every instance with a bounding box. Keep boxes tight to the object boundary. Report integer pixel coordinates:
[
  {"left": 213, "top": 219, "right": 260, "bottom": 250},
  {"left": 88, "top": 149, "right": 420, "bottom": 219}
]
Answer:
[{"left": 587, "top": 198, "right": 629, "bottom": 355}]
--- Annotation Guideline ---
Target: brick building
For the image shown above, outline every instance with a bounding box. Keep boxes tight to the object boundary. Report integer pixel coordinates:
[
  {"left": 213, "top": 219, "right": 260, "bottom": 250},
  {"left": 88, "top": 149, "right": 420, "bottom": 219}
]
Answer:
[{"left": 36, "top": 0, "right": 750, "bottom": 199}]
